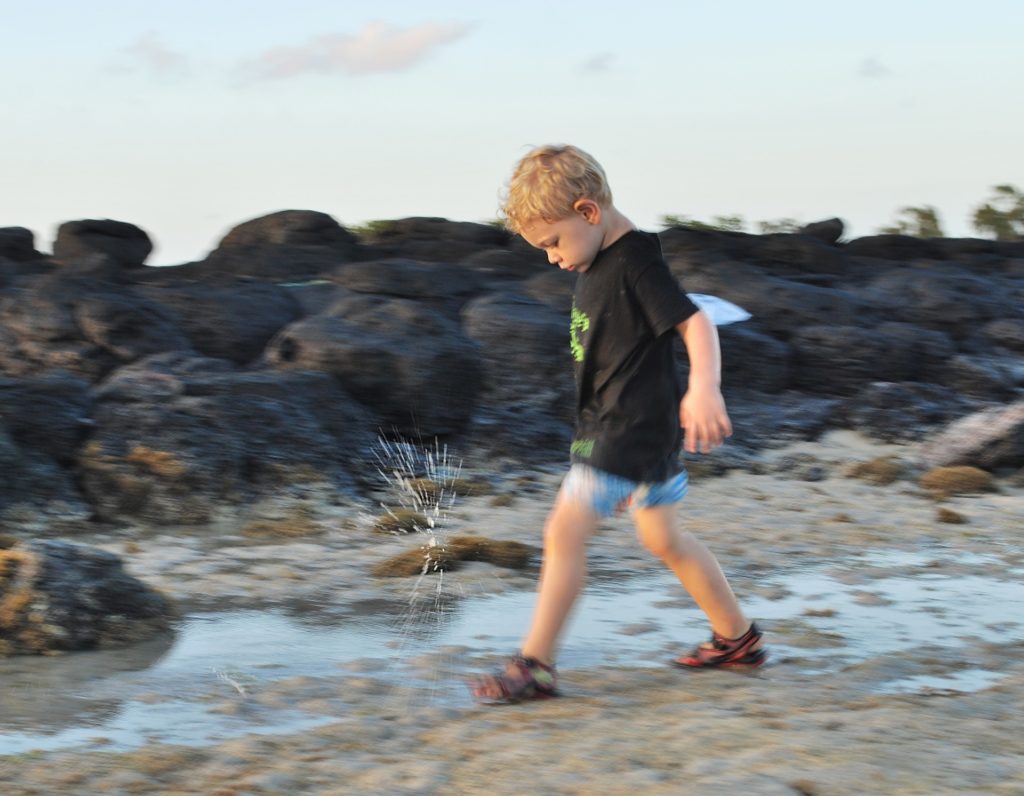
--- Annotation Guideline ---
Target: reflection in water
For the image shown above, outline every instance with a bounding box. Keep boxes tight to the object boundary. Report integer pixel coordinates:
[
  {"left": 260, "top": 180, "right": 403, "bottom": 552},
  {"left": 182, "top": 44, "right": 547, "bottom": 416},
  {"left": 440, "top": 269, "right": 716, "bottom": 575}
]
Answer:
[{"left": 1, "top": 546, "right": 1021, "bottom": 755}]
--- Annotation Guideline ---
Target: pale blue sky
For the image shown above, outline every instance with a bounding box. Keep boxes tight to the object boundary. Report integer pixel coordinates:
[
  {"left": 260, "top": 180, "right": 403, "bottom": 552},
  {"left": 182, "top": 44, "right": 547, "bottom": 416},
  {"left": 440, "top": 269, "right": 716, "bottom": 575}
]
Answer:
[{"left": 2, "top": 1, "right": 1022, "bottom": 264}]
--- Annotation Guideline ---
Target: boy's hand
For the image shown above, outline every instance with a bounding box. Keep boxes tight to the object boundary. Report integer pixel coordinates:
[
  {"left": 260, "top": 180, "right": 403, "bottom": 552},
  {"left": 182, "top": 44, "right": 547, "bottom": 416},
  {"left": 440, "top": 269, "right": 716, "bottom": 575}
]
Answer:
[{"left": 679, "top": 388, "right": 732, "bottom": 454}]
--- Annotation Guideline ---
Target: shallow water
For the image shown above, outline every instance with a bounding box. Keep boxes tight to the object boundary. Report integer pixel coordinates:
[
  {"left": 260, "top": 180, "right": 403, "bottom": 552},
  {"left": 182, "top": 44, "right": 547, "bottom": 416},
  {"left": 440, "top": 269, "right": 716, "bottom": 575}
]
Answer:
[{"left": 1, "top": 545, "right": 1021, "bottom": 755}]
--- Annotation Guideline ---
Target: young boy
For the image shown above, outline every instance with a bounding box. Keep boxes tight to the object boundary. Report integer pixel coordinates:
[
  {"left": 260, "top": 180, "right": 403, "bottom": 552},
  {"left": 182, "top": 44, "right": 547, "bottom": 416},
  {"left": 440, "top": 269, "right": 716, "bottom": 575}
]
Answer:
[{"left": 471, "top": 144, "right": 765, "bottom": 703}]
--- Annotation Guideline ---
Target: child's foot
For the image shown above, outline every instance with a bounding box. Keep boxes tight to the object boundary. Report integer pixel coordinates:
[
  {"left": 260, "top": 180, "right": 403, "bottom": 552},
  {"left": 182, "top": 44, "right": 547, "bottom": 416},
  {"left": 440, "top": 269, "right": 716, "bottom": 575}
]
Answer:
[
  {"left": 470, "top": 655, "right": 559, "bottom": 703},
  {"left": 673, "top": 621, "right": 767, "bottom": 668}
]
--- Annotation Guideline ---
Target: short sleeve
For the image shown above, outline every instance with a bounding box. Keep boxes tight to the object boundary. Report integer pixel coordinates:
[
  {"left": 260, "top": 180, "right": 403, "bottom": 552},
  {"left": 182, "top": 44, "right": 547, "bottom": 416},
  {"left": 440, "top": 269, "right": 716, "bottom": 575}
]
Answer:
[{"left": 630, "top": 260, "right": 700, "bottom": 337}]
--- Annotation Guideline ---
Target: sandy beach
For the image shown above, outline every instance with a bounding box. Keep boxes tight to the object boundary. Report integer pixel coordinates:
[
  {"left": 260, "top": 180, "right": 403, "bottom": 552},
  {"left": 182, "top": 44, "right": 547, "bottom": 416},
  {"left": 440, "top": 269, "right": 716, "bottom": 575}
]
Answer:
[{"left": 1, "top": 431, "right": 1022, "bottom": 795}]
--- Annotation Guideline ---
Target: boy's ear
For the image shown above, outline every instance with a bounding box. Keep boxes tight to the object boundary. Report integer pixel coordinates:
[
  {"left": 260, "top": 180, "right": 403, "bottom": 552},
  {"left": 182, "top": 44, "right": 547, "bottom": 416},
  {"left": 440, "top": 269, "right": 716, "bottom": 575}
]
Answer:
[{"left": 573, "top": 198, "right": 602, "bottom": 224}]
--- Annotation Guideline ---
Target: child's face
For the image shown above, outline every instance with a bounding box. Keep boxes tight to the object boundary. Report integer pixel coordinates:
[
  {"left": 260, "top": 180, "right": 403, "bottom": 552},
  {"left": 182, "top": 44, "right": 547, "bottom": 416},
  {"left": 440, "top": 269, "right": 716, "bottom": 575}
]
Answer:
[{"left": 520, "top": 205, "right": 605, "bottom": 273}]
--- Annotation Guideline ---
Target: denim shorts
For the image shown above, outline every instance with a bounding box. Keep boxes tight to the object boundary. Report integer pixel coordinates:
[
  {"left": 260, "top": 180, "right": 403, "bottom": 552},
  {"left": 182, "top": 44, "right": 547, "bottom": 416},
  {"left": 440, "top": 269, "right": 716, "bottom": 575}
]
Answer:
[{"left": 558, "top": 464, "right": 689, "bottom": 518}]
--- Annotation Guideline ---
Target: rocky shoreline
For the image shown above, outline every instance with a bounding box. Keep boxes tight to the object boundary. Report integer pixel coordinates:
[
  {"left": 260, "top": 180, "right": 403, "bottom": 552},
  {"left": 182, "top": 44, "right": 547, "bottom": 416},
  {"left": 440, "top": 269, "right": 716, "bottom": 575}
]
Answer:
[
  {"left": 2, "top": 211, "right": 1022, "bottom": 535},
  {"left": 1, "top": 211, "right": 1023, "bottom": 793}
]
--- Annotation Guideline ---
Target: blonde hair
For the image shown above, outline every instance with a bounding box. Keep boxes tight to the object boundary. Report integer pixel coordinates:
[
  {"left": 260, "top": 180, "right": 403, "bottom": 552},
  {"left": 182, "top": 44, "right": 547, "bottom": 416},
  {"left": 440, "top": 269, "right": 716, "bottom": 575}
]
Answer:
[{"left": 501, "top": 144, "right": 613, "bottom": 233}]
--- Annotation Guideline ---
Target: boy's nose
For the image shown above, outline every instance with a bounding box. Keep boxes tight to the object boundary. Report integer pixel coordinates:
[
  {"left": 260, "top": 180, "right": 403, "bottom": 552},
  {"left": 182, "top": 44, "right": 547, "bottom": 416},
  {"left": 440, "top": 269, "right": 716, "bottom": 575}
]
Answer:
[{"left": 547, "top": 251, "right": 560, "bottom": 265}]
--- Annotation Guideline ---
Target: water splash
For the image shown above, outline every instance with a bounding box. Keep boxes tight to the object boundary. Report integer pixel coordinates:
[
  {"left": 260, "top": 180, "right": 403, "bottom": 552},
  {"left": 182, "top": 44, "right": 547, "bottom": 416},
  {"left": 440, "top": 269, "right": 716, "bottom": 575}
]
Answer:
[{"left": 371, "top": 435, "right": 469, "bottom": 703}]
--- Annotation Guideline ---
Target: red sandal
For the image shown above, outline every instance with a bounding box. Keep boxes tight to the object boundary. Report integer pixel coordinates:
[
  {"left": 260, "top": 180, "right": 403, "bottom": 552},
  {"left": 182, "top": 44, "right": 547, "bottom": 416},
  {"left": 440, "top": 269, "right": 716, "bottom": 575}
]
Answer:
[
  {"left": 470, "top": 655, "right": 559, "bottom": 703},
  {"left": 674, "top": 622, "right": 767, "bottom": 668}
]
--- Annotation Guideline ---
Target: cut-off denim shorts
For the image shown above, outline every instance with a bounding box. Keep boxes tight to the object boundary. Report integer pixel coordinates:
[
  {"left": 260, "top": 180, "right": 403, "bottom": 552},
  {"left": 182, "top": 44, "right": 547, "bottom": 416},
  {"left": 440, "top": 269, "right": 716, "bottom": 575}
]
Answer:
[{"left": 559, "top": 463, "right": 689, "bottom": 518}]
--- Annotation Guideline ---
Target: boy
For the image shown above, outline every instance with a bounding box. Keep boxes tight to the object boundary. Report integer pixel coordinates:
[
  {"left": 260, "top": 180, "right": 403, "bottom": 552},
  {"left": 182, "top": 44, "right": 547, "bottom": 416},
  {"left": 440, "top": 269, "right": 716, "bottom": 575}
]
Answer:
[{"left": 471, "top": 145, "right": 765, "bottom": 703}]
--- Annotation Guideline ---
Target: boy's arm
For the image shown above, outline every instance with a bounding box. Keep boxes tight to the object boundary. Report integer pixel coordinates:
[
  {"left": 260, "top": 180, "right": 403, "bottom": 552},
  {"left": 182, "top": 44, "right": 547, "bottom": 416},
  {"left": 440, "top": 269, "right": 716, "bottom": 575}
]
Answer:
[{"left": 676, "top": 309, "right": 733, "bottom": 454}]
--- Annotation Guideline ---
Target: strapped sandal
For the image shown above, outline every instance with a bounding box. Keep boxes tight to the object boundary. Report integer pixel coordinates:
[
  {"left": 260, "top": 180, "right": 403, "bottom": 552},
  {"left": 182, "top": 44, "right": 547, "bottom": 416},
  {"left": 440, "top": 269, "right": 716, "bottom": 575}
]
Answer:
[
  {"left": 673, "top": 621, "right": 767, "bottom": 668},
  {"left": 470, "top": 655, "right": 559, "bottom": 703}
]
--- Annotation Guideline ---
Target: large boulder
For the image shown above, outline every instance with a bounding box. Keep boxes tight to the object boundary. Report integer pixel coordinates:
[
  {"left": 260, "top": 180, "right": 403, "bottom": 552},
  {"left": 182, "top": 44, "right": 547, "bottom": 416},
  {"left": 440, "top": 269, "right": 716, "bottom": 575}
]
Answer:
[
  {"left": 81, "top": 357, "right": 376, "bottom": 524},
  {"left": 329, "top": 258, "right": 488, "bottom": 318},
  {"left": 790, "top": 323, "right": 954, "bottom": 396},
  {"left": 918, "top": 401, "right": 1024, "bottom": 472},
  {"left": 457, "top": 248, "right": 549, "bottom": 285},
  {"left": 53, "top": 220, "right": 153, "bottom": 267},
  {"left": 858, "top": 268, "right": 1020, "bottom": 338},
  {"left": 0, "top": 427, "right": 91, "bottom": 527},
  {"left": 0, "top": 372, "right": 93, "bottom": 464},
  {"left": 218, "top": 209, "right": 356, "bottom": 249},
  {"left": 203, "top": 210, "right": 358, "bottom": 280},
  {"left": 0, "top": 271, "right": 191, "bottom": 380},
  {"left": 356, "top": 217, "right": 509, "bottom": 263},
  {"left": 461, "top": 293, "right": 572, "bottom": 410},
  {"left": 0, "top": 227, "right": 44, "bottom": 262},
  {"left": 680, "top": 263, "right": 872, "bottom": 338},
  {"left": 521, "top": 269, "right": 577, "bottom": 314},
  {"left": 138, "top": 282, "right": 301, "bottom": 364},
  {"left": 839, "top": 382, "right": 976, "bottom": 442},
  {"left": 0, "top": 539, "right": 173, "bottom": 656},
  {"left": 266, "top": 295, "right": 482, "bottom": 436},
  {"left": 716, "top": 324, "right": 793, "bottom": 393}
]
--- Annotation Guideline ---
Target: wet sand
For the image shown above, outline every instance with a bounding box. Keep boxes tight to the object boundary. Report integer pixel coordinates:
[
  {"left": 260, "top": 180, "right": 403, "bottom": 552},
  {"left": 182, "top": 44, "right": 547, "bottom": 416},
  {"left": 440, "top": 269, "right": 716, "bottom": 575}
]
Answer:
[{"left": 1, "top": 432, "right": 1022, "bottom": 795}]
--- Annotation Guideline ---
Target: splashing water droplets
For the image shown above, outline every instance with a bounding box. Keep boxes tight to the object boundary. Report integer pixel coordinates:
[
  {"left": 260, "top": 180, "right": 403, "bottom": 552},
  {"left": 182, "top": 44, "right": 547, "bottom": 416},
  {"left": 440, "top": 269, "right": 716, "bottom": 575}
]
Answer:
[{"left": 371, "top": 434, "right": 470, "bottom": 703}]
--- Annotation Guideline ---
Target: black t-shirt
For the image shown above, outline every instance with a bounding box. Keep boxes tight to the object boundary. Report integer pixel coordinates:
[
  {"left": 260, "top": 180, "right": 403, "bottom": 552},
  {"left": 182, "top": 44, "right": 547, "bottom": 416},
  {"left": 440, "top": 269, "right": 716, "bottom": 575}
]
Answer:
[{"left": 569, "top": 229, "right": 699, "bottom": 482}]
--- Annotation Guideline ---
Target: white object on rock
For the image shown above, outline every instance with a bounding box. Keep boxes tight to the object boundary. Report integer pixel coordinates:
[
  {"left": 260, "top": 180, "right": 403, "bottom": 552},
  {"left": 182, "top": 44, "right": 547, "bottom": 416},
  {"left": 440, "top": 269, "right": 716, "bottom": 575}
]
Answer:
[{"left": 687, "top": 294, "right": 752, "bottom": 326}]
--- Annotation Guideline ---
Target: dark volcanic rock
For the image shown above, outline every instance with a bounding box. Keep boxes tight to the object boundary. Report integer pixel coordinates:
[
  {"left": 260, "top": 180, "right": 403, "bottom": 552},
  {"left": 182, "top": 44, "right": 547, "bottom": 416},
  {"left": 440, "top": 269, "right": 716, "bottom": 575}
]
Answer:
[
  {"left": 717, "top": 324, "right": 793, "bottom": 393},
  {"left": 942, "top": 354, "right": 1020, "bottom": 400},
  {"left": 790, "top": 324, "right": 953, "bottom": 396},
  {"left": 458, "top": 248, "right": 549, "bottom": 284},
  {"left": 844, "top": 234, "right": 946, "bottom": 261},
  {"left": 521, "top": 269, "right": 577, "bottom": 314},
  {"left": 977, "top": 318, "right": 1024, "bottom": 354},
  {"left": 722, "top": 391, "right": 841, "bottom": 449},
  {"left": 0, "top": 272, "right": 191, "bottom": 381},
  {"left": 219, "top": 210, "right": 357, "bottom": 249},
  {"left": 267, "top": 295, "right": 482, "bottom": 436},
  {"left": 462, "top": 293, "right": 573, "bottom": 414},
  {"left": 840, "top": 382, "right": 976, "bottom": 442},
  {"left": 0, "top": 427, "right": 91, "bottom": 525},
  {"left": 799, "top": 218, "right": 844, "bottom": 244},
  {"left": 682, "top": 263, "right": 871, "bottom": 338},
  {"left": 356, "top": 217, "right": 509, "bottom": 263},
  {"left": 330, "top": 258, "right": 488, "bottom": 318},
  {"left": 203, "top": 210, "right": 358, "bottom": 281},
  {"left": 0, "top": 539, "right": 174, "bottom": 656},
  {"left": 859, "top": 268, "right": 1019, "bottom": 338},
  {"left": 461, "top": 293, "right": 575, "bottom": 455},
  {"left": 138, "top": 282, "right": 301, "bottom": 364},
  {"left": 0, "top": 227, "right": 43, "bottom": 262},
  {"left": 53, "top": 219, "right": 153, "bottom": 267},
  {"left": 82, "top": 358, "right": 376, "bottom": 524},
  {"left": 0, "top": 372, "right": 93, "bottom": 464}
]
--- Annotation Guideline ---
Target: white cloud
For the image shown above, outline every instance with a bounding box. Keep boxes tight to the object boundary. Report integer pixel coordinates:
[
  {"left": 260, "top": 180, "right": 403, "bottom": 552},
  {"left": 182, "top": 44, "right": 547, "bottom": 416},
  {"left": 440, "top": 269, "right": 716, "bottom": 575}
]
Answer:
[
  {"left": 858, "top": 56, "right": 891, "bottom": 79},
  {"left": 110, "top": 32, "right": 189, "bottom": 77},
  {"left": 236, "top": 21, "right": 474, "bottom": 83}
]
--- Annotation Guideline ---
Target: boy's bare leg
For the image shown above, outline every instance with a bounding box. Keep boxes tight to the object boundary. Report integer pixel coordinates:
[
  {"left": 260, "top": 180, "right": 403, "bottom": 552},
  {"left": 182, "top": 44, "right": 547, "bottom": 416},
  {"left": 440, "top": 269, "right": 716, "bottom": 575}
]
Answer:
[
  {"left": 519, "top": 495, "right": 599, "bottom": 666},
  {"left": 633, "top": 504, "right": 758, "bottom": 643}
]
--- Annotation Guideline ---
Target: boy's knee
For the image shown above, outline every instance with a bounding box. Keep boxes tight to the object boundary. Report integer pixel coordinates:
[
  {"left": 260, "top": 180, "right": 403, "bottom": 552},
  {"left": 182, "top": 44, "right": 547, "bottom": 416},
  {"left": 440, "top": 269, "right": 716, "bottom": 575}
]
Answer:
[{"left": 640, "top": 531, "right": 679, "bottom": 562}]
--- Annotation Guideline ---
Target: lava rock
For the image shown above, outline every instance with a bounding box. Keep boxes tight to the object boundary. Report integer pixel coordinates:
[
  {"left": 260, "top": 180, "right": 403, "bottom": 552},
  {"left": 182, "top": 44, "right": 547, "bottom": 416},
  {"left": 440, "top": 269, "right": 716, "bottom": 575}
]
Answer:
[{"left": 0, "top": 539, "right": 174, "bottom": 656}]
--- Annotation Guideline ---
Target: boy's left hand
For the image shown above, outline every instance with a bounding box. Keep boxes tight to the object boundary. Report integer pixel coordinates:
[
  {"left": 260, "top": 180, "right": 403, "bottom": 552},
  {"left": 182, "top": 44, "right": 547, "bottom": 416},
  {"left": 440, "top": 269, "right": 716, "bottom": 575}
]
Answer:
[{"left": 679, "top": 389, "right": 732, "bottom": 454}]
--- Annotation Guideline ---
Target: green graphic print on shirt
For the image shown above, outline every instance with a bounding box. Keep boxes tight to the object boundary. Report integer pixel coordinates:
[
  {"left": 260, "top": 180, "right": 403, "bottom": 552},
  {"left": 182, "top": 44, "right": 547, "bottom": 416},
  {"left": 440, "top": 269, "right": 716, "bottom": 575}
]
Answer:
[{"left": 569, "top": 301, "right": 590, "bottom": 363}]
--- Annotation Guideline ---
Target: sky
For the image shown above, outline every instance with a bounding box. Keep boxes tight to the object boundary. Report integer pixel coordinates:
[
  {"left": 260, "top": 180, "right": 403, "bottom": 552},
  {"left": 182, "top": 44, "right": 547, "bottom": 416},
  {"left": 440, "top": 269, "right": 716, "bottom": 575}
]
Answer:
[{"left": 2, "top": 0, "right": 1022, "bottom": 265}]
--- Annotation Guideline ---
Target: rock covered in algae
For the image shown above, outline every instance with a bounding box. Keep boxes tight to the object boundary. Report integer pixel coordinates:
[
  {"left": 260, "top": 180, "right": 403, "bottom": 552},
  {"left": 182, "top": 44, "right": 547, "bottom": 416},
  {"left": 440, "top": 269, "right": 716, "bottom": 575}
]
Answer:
[
  {"left": 919, "top": 466, "right": 996, "bottom": 499},
  {"left": 0, "top": 538, "right": 175, "bottom": 657},
  {"left": 371, "top": 534, "right": 537, "bottom": 577}
]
